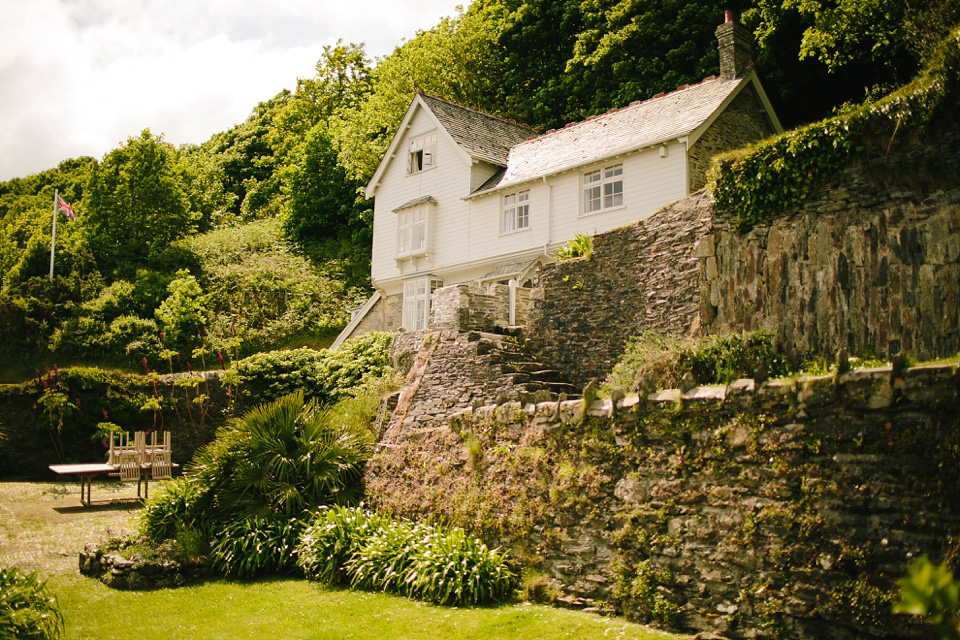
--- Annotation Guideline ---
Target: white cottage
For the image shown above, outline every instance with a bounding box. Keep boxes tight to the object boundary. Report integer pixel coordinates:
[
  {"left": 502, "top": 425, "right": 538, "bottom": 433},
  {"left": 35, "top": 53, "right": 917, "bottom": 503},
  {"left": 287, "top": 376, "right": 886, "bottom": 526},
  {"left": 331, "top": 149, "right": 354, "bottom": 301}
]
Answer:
[{"left": 333, "top": 14, "right": 782, "bottom": 345}]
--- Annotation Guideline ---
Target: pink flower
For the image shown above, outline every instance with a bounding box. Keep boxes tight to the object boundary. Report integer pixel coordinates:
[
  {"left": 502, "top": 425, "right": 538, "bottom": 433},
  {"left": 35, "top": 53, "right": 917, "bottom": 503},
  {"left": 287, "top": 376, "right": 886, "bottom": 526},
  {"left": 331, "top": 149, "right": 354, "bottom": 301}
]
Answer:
[
  {"left": 159, "top": 331, "right": 164, "bottom": 345},
  {"left": 142, "top": 357, "right": 149, "bottom": 373}
]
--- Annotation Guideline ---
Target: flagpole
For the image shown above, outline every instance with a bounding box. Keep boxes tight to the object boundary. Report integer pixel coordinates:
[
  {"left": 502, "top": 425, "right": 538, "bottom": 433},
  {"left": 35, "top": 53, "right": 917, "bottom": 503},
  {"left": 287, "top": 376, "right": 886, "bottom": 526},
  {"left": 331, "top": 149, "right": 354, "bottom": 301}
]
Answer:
[{"left": 49, "top": 189, "right": 58, "bottom": 280}]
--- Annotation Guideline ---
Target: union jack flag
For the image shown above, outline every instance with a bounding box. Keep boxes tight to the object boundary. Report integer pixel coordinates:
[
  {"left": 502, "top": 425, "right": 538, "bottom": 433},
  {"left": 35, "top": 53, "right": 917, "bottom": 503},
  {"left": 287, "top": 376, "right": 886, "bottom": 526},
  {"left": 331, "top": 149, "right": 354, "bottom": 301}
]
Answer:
[{"left": 56, "top": 193, "right": 75, "bottom": 221}]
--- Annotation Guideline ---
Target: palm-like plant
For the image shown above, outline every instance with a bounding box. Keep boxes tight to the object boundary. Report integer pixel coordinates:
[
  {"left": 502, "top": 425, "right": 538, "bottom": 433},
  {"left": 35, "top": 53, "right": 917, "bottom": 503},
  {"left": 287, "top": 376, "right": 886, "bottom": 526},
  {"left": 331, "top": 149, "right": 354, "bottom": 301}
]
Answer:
[{"left": 189, "top": 390, "right": 373, "bottom": 520}]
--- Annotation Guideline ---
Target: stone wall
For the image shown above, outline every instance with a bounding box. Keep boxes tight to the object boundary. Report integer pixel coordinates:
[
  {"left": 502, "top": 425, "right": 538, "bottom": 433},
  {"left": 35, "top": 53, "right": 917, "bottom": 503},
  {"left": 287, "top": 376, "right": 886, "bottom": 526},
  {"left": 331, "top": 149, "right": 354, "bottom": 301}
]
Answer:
[
  {"left": 688, "top": 85, "right": 777, "bottom": 192},
  {"left": 365, "top": 360, "right": 960, "bottom": 639},
  {"left": 385, "top": 329, "right": 566, "bottom": 437},
  {"left": 701, "top": 119, "right": 960, "bottom": 362},
  {"left": 431, "top": 283, "right": 531, "bottom": 332},
  {"left": 340, "top": 292, "right": 403, "bottom": 344},
  {"left": 0, "top": 371, "right": 231, "bottom": 478},
  {"left": 79, "top": 545, "right": 209, "bottom": 589},
  {"left": 526, "top": 191, "right": 712, "bottom": 388}
]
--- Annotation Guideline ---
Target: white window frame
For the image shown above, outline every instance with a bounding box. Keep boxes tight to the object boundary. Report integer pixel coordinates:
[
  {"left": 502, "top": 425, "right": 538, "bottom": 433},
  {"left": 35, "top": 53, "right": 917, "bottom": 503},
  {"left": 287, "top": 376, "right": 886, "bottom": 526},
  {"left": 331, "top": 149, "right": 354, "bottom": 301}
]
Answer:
[
  {"left": 408, "top": 132, "right": 438, "bottom": 174},
  {"left": 582, "top": 163, "right": 623, "bottom": 215},
  {"left": 501, "top": 190, "right": 530, "bottom": 234},
  {"left": 396, "top": 205, "right": 429, "bottom": 258},
  {"left": 402, "top": 276, "right": 443, "bottom": 331}
]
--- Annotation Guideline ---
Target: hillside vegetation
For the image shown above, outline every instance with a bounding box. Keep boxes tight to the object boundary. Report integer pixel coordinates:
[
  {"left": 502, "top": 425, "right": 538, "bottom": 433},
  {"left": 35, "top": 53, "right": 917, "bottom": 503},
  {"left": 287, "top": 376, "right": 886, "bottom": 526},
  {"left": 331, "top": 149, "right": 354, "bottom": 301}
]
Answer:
[{"left": 1, "top": 0, "right": 956, "bottom": 381}]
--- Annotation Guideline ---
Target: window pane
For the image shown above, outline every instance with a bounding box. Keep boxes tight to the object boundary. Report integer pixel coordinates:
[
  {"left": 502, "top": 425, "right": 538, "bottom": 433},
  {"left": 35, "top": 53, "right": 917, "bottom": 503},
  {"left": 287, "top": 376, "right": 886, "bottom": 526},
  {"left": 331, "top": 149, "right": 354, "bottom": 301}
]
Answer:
[
  {"left": 503, "top": 208, "right": 515, "bottom": 232},
  {"left": 517, "top": 204, "right": 529, "bottom": 228},
  {"left": 605, "top": 164, "right": 623, "bottom": 178},
  {"left": 584, "top": 170, "right": 600, "bottom": 185},
  {"left": 584, "top": 185, "right": 601, "bottom": 213},
  {"left": 604, "top": 180, "right": 623, "bottom": 208},
  {"left": 413, "top": 223, "right": 426, "bottom": 251},
  {"left": 519, "top": 191, "right": 529, "bottom": 202}
]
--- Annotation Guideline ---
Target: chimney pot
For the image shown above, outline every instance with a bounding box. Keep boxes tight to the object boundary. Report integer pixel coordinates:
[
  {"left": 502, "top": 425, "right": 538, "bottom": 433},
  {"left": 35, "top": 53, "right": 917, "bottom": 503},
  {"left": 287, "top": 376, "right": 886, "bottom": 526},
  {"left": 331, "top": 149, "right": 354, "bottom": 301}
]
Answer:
[{"left": 725, "top": 9, "right": 734, "bottom": 23}]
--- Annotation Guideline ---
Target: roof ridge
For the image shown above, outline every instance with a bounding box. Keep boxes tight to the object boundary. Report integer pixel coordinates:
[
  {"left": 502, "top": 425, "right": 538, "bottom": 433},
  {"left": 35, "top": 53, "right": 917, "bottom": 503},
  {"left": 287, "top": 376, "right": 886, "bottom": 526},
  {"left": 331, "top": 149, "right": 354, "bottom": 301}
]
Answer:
[
  {"left": 529, "top": 75, "right": 728, "bottom": 144},
  {"left": 419, "top": 92, "right": 540, "bottom": 133}
]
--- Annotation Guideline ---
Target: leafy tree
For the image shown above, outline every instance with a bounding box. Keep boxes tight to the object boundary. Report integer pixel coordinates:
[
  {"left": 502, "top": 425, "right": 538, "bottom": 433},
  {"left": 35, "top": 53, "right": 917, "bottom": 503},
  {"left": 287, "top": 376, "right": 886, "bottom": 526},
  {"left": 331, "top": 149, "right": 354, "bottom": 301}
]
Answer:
[
  {"left": 282, "top": 123, "right": 370, "bottom": 242},
  {"left": 334, "top": 3, "right": 511, "bottom": 181},
  {"left": 154, "top": 269, "right": 209, "bottom": 352},
  {"left": 83, "top": 130, "right": 197, "bottom": 275}
]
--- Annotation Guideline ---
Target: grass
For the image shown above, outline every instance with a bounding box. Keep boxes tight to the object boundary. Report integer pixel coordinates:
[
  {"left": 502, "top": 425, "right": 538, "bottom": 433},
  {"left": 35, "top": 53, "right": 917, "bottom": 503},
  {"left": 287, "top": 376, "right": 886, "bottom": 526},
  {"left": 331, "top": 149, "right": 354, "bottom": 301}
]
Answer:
[{"left": 0, "top": 482, "right": 688, "bottom": 640}]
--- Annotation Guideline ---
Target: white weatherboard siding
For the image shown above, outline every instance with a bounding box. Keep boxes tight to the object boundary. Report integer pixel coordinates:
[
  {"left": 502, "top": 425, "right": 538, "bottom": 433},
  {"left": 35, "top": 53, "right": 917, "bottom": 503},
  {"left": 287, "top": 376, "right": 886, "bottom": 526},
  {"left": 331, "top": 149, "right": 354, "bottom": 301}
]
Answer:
[
  {"left": 373, "top": 134, "right": 691, "bottom": 296},
  {"left": 371, "top": 106, "right": 473, "bottom": 293}
]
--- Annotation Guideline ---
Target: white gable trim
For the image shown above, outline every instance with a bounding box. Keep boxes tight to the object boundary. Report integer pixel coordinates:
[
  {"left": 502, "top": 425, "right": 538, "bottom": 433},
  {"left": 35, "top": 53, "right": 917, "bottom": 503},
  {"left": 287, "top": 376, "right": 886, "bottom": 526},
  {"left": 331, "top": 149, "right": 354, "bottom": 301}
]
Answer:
[
  {"left": 330, "top": 291, "right": 381, "bottom": 350},
  {"left": 686, "top": 72, "right": 783, "bottom": 147},
  {"left": 365, "top": 94, "right": 474, "bottom": 199}
]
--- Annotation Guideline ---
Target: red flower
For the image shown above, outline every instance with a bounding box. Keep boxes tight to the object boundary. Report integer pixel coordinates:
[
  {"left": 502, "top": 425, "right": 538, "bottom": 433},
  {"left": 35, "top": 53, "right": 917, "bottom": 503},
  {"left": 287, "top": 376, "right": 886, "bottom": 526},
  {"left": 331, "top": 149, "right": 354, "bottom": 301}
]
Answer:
[
  {"left": 159, "top": 331, "right": 164, "bottom": 345},
  {"left": 186, "top": 362, "right": 192, "bottom": 372},
  {"left": 103, "top": 409, "right": 109, "bottom": 420},
  {"left": 217, "top": 352, "right": 224, "bottom": 369},
  {"left": 142, "top": 357, "right": 149, "bottom": 373}
]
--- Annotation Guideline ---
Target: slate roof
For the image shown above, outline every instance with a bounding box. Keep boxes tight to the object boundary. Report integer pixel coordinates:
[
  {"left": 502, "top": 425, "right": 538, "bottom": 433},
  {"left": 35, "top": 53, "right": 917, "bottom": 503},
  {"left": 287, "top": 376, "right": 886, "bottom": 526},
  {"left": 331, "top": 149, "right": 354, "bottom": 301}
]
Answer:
[
  {"left": 420, "top": 94, "right": 537, "bottom": 167},
  {"left": 481, "top": 75, "right": 746, "bottom": 193}
]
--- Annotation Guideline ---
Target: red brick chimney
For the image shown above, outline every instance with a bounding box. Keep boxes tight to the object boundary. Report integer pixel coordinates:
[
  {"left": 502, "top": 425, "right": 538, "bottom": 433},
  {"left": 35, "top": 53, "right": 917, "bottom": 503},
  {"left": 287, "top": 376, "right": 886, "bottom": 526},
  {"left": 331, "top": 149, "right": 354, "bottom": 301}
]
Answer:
[{"left": 715, "top": 10, "right": 754, "bottom": 79}]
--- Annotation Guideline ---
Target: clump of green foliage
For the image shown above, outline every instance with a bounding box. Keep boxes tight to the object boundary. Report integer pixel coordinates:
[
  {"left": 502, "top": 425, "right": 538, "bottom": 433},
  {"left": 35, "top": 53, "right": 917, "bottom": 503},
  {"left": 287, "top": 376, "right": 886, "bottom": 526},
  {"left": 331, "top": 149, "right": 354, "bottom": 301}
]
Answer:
[
  {"left": 554, "top": 233, "right": 593, "bottom": 261},
  {"left": 137, "top": 382, "right": 387, "bottom": 579},
  {"left": 297, "top": 506, "right": 518, "bottom": 606},
  {"left": 236, "top": 332, "right": 393, "bottom": 405},
  {"left": 0, "top": 567, "right": 64, "bottom": 640},
  {"left": 710, "top": 26, "right": 960, "bottom": 230},
  {"left": 605, "top": 330, "right": 788, "bottom": 393},
  {"left": 895, "top": 555, "right": 960, "bottom": 639},
  {"left": 210, "top": 515, "right": 306, "bottom": 578}
]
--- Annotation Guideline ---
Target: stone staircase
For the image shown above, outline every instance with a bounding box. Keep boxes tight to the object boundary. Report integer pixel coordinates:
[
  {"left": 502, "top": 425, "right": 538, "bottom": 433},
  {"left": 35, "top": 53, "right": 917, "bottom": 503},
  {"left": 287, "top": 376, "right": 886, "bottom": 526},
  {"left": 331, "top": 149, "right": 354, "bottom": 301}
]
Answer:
[{"left": 473, "top": 330, "right": 580, "bottom": 400}]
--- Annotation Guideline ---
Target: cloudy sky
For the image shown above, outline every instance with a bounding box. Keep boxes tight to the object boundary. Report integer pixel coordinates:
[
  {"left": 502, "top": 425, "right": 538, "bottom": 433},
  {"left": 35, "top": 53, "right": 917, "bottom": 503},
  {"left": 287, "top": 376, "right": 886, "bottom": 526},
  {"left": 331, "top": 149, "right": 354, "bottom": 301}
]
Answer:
[{"left": 0, "top": 0, "right": 462, "bottom": 182}]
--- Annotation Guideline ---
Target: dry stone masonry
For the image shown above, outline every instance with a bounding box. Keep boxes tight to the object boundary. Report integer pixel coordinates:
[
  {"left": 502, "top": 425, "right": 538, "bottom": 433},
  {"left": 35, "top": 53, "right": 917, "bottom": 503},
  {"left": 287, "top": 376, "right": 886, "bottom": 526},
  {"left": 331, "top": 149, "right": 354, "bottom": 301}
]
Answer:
[
  {"left": 526, "top": 190, "right": 712, "bottom": 388},
  {"left": 702, "top": 118, "right": 960, "bottom": 362},
  {"left": 365, "top": 360, "right": 960, "bottom": 640}
]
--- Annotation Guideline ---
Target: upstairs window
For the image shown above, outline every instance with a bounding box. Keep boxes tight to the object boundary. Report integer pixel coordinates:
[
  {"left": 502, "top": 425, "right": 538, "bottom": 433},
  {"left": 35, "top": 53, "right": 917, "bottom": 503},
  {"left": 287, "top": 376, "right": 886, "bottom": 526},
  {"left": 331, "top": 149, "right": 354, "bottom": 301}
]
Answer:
[
  {"left": 502, "top": 190, "right": 530, "bottom": 233},
  {"left": 397, "top": 206, "right": 429, "bottom": 257},
  {"left": 408, "top": 132, "right": 437, "bottom": 174},
  {"left": 582, "top": 163, "right": 623, "bottom": 214}
]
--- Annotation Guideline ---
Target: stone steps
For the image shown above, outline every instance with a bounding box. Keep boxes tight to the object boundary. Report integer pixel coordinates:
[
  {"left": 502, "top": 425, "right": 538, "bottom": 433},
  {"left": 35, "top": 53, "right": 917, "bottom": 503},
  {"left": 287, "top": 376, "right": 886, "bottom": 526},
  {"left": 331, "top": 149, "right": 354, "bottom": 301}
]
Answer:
[{"left": 472, "top": 335, "right": 581, "bottom": 400}]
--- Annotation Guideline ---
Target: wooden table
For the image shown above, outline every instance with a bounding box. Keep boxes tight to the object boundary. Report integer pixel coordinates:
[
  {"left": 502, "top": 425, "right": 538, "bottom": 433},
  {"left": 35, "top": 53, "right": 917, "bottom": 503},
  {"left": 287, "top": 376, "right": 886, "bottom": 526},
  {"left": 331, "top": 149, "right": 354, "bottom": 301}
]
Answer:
[{"left": 48, "top": 463, "right": 173, "bottom": 506}]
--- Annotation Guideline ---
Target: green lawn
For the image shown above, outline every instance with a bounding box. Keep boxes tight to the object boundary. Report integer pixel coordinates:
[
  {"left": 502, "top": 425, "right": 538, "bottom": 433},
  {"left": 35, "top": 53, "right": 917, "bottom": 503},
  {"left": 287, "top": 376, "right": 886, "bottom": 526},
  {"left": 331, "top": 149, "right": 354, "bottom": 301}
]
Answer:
[{"left": 1, "top": 482, "right": 688, "bottom": 640}]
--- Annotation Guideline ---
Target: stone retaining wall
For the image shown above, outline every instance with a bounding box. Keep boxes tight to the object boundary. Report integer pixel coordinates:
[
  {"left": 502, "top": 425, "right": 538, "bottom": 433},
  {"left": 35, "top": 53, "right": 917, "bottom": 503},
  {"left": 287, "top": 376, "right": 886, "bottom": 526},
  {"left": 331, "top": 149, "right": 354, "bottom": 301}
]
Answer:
[
  {"left": 365, "top": 361, "right": 960, "bottom": 639},
  {"left": 701, "top": 118, "right": 960, "bottom": 362},
  {"left": 431, "top": 283, "right": 531, "bottom": 332},
  {"left": 526, "top": 191, "right": 712, "bottom": 388}
]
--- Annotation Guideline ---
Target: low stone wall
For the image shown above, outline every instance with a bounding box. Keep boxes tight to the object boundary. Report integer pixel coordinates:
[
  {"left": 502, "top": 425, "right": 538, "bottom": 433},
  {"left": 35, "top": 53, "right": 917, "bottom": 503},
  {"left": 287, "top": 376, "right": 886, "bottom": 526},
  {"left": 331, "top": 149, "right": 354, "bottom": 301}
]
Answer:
[
  {"left": 0, "top": 371, "right": 230, "bottom": 478},
  {"left": 702, "top": 118, "right": 960, "bottom": 362},
  {"left": 526, "top": 191, "right": 712, "bottom": 388},
  {"left": 79, "top": 546, "right": 210, "bottom": 589},
  {"left": 365, "top": 361, "right": 960, "bottom": 639},
  {"left": 431, "top": 283, "right": 531, "bottom": 332}
]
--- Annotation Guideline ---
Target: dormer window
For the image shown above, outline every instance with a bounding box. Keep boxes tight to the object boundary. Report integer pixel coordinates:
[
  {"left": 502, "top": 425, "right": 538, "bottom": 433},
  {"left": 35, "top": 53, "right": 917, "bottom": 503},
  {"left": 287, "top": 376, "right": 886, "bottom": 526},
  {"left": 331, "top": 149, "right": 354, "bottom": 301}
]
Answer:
[{"left": 408, "top": 132, "right": 437, "bottom": 174}]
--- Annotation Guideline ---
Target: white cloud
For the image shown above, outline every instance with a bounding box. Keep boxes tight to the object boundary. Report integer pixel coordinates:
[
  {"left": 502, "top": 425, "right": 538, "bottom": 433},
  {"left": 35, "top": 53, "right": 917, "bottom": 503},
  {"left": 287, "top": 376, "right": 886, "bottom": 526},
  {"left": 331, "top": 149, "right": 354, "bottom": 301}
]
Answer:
[{"left": 0, "top": 0, "right": 462, "bottom": 181}]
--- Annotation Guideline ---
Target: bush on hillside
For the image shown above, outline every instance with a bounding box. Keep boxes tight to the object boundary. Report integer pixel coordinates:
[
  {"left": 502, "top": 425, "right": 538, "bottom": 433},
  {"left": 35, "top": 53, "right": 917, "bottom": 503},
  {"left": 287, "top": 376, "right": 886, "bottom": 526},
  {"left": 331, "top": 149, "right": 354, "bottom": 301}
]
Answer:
[
  {"left": 605, "top": 330, "right": 788, "bottom": 393},
  {"left": 236, "top": 332, "right": 393, "bottom": 405}
]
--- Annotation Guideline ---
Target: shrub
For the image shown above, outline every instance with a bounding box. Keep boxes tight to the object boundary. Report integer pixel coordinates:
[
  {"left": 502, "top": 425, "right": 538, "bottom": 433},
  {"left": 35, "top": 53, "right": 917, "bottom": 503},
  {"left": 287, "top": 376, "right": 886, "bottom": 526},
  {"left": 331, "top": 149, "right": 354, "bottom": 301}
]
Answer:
[
  {"left": 0, "top": 567, "right": 64, "bottom": 640},
  {"left": 186, "top": 390, "right": 374, "bottom": 520},
  {"left": 689, "top": 331, "right": 788, "bottom": 384},
  {"left": 210, "top": 514, "right": 306, "bottom": 578},
  {"left": 404, "top": 527, "right": 518, "bottom": 605},
  {"left": 137, "top": 476, "right": 212, "bottom": 541},
  {"left": 554, "top": 233, "right": 593, "bottom": 261},
  {"left": 895, "top": 555, "right": 960, "bottom": 639},
  {"left": 604, "top": 330, "right": 789, "bottom": 393},
  {"left": 297, "top": 505, "right": 389, "bottom": 584},
  {"left": 345, "top": 520, "right": 433, "bottom": 592},
  {"left": 236, "top": 331, "right": 393, "bottom": 405},
  {"left": 297, "top": 506, "right": 518, "bottom": 606}
]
